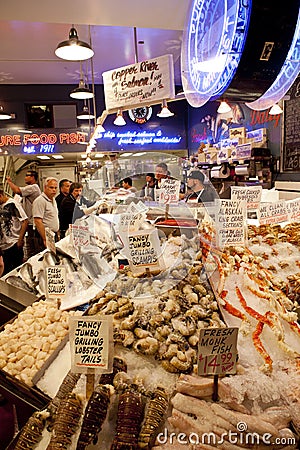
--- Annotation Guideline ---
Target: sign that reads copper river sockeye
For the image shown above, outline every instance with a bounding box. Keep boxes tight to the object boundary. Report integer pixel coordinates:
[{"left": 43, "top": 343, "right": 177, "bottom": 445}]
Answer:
[{"left": 102, "top": 54, "right": 175, "bottom": 111}]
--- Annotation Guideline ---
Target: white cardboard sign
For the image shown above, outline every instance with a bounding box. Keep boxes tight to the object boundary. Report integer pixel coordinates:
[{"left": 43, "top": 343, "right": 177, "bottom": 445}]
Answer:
[
  {"left": 69, "top": 316, "right": 113, "bottom": 374},
  {"left": 259, "top": 200, "right": 288, "bottom": 225},
  {"left": 198, "top": 327, "right": 238, "bottom": 375},
  {"left": 230, "top": 185, "right": 262, "bottom": 210},
  {"left": 216, "top": 199, "right": 247, "bottom": 247},
  {"left": 159, "top": 178, "right": 181, "bottom": 204},
  {"left": 103, "top": 54, "right": 175, "bottom": 111},
  {"left": 46, "top": 266, "right": 66, "bottom": 298}
]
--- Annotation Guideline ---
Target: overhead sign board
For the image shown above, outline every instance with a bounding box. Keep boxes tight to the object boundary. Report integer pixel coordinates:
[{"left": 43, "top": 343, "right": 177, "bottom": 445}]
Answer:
[{"left": 102, "top": 54, "right": 175, "bottom": 111}]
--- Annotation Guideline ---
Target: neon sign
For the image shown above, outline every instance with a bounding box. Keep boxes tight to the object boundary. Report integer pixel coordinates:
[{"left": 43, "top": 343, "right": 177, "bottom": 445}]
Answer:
[
  {"left": 246, "top": 8, "right": 300, "bottom": 110},
  {"left": 181, "top": 0, "right": 251, "bottom": 107},
  {"left": 95, "top": 129, "right": 182, "bottom": 147}
]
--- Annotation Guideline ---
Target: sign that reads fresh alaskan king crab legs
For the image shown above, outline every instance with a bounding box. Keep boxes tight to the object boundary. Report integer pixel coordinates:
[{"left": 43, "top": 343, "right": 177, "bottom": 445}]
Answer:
[{"left": 102, "top": 54, "right": 175, "bottom": 111}]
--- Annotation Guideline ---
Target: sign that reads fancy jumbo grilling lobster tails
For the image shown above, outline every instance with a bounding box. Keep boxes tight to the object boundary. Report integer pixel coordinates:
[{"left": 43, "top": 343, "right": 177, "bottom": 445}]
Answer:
[{"left": 102, "top": 54, "right": 175, "bottom": 111}]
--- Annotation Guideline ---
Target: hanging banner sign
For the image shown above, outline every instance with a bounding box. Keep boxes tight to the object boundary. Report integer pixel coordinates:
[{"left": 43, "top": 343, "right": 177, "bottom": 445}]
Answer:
[
  {"left": 69, "top": 316, "right": 113, "bottom": 374},
  {"left": 215, "top": 199, "right": 247, "bottom": 247},
  {"left": 159, "top": 178, "right": 181, "bottom": 204},
  {"left": 286, "top": 198, "right": 300, "bottom": 222},
  {"left": 102, "top": 54, "right": 175, "bottom": 111},
  {"left": 259, "top": 200, "right": 288, "bottom": 225},
  {"left": 230, "top": 185, "right": 262, "bottom": 209},
  {"left": 198, "top": 327, "right": 238, "bottom": 375}
]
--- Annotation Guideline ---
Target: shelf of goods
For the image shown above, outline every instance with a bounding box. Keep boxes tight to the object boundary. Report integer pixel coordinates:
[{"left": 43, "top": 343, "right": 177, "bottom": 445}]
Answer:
[{"left": 0, "top": 206, "right": 299, "bottom": 449}]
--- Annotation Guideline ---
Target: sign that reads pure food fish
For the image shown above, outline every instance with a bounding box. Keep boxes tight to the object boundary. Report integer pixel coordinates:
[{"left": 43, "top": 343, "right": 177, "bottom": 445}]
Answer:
[
  {"left": 103, "top": 54, "right": 175, "bottom": 111},
  {"left": 69, "top": 316, "right": 113, "bottom": 374}
]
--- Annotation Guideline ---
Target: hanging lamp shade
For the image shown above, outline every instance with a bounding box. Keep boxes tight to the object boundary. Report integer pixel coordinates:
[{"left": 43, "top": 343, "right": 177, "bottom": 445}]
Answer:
[
  {"left": 77, "top": 105, "right": 95, "bottom": 120},
  {"left": 114, "top": 109, "right": 126, "bottom": 126},
  {"left": 0, "top": 106, "right": 11, "bottom": 120},
  {"left": 269, "top": 103, "right": 283, "bottom": 115},
  {"left": 217, "top": 101, "right": 232, "bottom": 114},
  {"left": 157, "top": 100, "right": 174, "bottom": 118},
  {"left": 55, "top": 27, "right": 94, "bottom": 61},
  {"left": 70, "top": 79, "right": 94, "bottom": 99}
]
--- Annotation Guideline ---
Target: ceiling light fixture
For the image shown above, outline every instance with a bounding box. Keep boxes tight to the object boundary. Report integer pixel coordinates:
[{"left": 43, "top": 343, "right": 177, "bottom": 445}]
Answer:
[
  {"left": 36, "top": 155, "right": 51, "bottom": 160},
  {"left": 217, "top": 100, "right": 232, "bottom": 114},
  {"left": 0, "top": 106, "right": 11, "bottom": 120},
  {"left": 77, "top": 103, "right": 95, "bottom": 120},
  {"left": 114, "top": 109, "right": 126, "bottom": 126},
  {"left": 70, "top": 79, "right": 94, "bottom": 100},
  {"left": 55, "top": 26, "right": 94, "bottom": 61},
  {"left": 269, "top": 103, "right": 283, "bottom": 115},
  {"left": 157, "top": 99, "right": 174, "bottom": 118}
]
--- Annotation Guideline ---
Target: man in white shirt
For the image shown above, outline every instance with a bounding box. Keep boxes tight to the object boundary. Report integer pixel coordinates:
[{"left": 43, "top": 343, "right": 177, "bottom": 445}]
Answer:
[
  {"left": 0, "top": 189, "right": 28, "bottom": 275},
  {"left": 32, "top": 177, "right": 59, "bottom": 252},
  {"left": 6, "top": 170, "right": 41, "bottom": 258}
]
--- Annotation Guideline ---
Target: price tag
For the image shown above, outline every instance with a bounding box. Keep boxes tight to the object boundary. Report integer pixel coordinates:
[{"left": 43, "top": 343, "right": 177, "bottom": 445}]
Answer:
[
  {"left": 159, "top": 178, "right": 181, "bottom": 204},
  {"left": 46, "top": 266, "right": 66, "bottom": 298},
  {"left": 198, "top": 327, "right": 238, "bottom": 376},
  {"left": 70, "top": 224, "right": 90, "bottom": 247},
  {"left": 69, "top": 316, "right": 113, "bottom": 374}
]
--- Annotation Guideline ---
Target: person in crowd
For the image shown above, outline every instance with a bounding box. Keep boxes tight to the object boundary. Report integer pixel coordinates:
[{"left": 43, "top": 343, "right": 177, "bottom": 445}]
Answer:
[
  {"left": 56, "top": 179, "right": 71, "bottom": 210},
  {"left": 6, "top": 170, "right": 41, "bottom": 258},
  {"left": 155, "top": 162, "right": 169, "bottom": 188},
  {"left": 185, "top": 170, "right": 217, "bottom": 203},
  {"left": 59, "top": 182, "right": 98, "bottom": 237},
  {"left": 56, "top": 179, "right": 71, "bottom": 238},
  {"left": 32, "top": 177, "right": 59, "bottom": 252},
  {"left": 140, "top": 173, "right": 156, "bottom": 200},
  {"left": 121, "top": 177, "right": 137, "bottom": 193},
  {"left": 0, "top": 188, "right": 28, "bottom": 275}
]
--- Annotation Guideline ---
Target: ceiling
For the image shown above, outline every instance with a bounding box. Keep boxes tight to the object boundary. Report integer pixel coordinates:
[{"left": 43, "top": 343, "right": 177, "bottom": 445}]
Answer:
[{"left": 0, "top": 0, "right": 189, "bottom": 86}]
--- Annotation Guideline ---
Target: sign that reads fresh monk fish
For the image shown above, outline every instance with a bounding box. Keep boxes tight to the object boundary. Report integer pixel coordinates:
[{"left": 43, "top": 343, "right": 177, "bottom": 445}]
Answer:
[
  {"left": 198, "top": 327, "right": 238, "bottom": 376},
  {"left": 102, "top": 54, "right": 175, "bottom": 111}
]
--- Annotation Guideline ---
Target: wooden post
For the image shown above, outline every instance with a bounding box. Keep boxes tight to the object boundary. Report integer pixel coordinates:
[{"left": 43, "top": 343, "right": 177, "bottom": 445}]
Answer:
[
  {"left": 86, "top": 372, "right": 95, "bottom": 400},
  {"left": 164, "top": 204, "right": 170, "bottom": 221},
  {"left": 212, "top": 374, "right": 219, "bottom": 401}
]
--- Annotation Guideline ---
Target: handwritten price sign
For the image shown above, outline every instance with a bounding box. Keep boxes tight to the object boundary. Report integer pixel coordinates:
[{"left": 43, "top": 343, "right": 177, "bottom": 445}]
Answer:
[
  {"left": 70, "top": 224, "right": 90, "bottom": 247},
  {"left": 198, "top": 327, "right": 238, "bottom": 375},
  {"left": 159, "top": 179, "right": 181, "bottom": 204}
]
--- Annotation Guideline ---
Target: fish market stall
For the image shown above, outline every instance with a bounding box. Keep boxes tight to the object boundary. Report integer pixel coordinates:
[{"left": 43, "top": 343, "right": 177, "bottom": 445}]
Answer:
[{"left": 1, "top": 201, "right": 300, "bottom": 448}]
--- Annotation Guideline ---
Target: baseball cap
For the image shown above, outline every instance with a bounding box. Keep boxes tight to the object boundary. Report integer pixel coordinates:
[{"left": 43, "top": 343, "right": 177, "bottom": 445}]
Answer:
[{"left": 187, "top": 170, "right": 205, "bottom": 182}]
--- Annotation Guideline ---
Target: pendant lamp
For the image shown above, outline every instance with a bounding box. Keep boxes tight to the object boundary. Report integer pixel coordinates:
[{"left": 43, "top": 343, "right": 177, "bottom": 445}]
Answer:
[
  {"left": 217, "top": 100, "right": 231, "bottom": 114},
  {"left": 114, "top": 109, "right": 126, "bottom": 126},
  {"left": 0, "top": 106, "right": 11, "bottom": 120},
  {"left": 55, "top": 26, "right": 94, "bottom": 61},
  {"left": 269, "top": 104, "right": 283, "bottom": 115},
  {"left": 157, "top": 99, "right": 174, "bottom": 118},
  {"left": 77, "top": 102, "right": 95, "bottom": 120}
]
